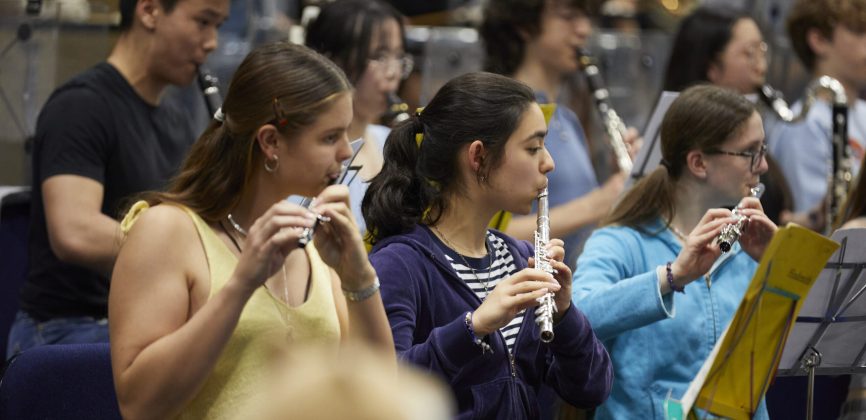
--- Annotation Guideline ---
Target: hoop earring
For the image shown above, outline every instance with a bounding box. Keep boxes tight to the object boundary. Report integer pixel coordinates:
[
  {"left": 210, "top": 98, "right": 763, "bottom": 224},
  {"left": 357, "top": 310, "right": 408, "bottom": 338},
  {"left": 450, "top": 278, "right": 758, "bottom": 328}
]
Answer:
[{"left": 264, "top": 155, "right": 279, "bottom": 173}]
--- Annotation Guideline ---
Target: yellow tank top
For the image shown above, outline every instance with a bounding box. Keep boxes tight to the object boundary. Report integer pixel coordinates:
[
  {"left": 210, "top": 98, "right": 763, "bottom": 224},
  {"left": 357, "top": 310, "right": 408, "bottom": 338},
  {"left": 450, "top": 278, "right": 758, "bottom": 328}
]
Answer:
[{"left": 121, "top": 201, "right": 341, "bottom": 420}]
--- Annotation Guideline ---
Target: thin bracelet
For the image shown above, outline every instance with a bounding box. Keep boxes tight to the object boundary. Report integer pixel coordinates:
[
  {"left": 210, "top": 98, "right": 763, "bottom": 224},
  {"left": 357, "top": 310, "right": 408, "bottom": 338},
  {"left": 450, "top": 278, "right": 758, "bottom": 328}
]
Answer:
[
  {"left": 464, "top": 312, "right": 493, "bottom": 354},
  {"left": 666, "top": 262, "right": 685, "bottom": 294},
  {"left": 342, "top": 277, "right": 381, "bottom": 302}
]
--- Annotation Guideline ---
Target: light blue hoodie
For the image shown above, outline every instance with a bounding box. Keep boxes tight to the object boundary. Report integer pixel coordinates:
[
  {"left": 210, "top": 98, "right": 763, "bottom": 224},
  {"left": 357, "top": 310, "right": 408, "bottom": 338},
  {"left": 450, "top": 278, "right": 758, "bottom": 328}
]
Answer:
[{"left": 572, "top": 219, "right": 769, "bottom": 419}]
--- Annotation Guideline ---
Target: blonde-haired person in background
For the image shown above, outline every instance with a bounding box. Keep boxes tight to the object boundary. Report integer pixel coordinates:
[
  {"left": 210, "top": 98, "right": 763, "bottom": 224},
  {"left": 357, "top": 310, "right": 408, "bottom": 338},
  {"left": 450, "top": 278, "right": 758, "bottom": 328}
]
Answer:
[{"left": 244, "top": 343, "right": 455, "bottom": 420}]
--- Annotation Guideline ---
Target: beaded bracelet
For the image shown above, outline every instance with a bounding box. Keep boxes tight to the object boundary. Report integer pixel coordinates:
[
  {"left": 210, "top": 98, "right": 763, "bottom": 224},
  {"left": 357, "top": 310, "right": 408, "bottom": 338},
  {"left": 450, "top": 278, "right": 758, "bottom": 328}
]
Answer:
[
  {"left": 666, "top": 262, "right": 685, "bottom": 294},
  {"left": 464, "top": 312, "right": 493, "bottom": 354},
  {"left": 342, "top": 277, "right": 381, "bottom": 302}
]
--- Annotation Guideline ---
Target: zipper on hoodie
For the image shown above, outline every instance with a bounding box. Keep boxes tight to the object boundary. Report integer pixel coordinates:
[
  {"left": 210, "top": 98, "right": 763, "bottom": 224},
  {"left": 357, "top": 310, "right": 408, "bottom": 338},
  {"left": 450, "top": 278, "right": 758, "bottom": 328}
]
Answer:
[{"left": 704, "top": 250, "right": 737, "bottom": 342}]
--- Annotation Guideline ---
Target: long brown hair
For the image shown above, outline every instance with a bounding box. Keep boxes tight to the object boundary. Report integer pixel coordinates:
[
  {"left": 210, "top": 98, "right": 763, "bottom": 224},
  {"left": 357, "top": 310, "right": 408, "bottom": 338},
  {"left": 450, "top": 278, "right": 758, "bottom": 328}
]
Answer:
[
  {"left": 138, "top": 42, "right": 351, "bottom": 222},
  {"left": 604, "top": 84, "right": 755, "bottom": 230}
]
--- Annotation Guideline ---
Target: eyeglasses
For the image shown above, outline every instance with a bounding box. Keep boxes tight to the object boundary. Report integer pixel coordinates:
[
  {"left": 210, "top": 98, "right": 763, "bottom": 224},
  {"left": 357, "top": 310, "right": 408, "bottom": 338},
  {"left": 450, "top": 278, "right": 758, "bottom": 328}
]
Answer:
[
  {"left": 742, "top": 41, "right": 768, "bottom": 64},
  {"left": 368, "top": 53, "right": 414, "bottom": 79},
  {"left": 704, "top": 143, "right": 767, "bottom": 172}
]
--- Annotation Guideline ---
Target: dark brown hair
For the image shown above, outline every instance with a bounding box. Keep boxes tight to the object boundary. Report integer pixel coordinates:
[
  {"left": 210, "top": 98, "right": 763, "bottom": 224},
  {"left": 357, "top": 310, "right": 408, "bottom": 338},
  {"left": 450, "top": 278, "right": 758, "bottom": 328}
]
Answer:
[
  {"left": 305, "top": 0, "right": 406, "bottom": 84},
  {"left": 119, "top": 0, "right": 180, "bottom": 31},
  {"left": 663, "top": 5, "right": 752, "bottom": 92},
  {"left": 480, "top": 0, "right": 593, "bottom": 75},
  {"left": 604, "top": 84, "right": 755, "bottom": 230},
  {"left": 137, "top": 42, "right": 351, "bottom": 222},
  {"left": 362, "top": 72, "right": 536, "bottom": 243},
  {"left": 787, "top": 0, "right": 866, "bottom": 71}
]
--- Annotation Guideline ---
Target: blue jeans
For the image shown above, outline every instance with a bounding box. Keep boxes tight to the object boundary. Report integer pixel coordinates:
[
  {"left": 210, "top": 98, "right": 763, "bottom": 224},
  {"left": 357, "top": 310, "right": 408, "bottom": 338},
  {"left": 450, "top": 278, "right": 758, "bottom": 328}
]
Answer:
[{"left": 6, "top": 311, "right": 109, "bottom": 359}]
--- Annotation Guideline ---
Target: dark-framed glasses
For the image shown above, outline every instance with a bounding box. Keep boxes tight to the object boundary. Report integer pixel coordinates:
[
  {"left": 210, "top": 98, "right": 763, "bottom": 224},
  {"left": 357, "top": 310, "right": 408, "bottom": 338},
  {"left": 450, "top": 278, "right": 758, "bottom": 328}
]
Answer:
[{"left": 705, "top": 143, "right": 767, "bottom": 172}]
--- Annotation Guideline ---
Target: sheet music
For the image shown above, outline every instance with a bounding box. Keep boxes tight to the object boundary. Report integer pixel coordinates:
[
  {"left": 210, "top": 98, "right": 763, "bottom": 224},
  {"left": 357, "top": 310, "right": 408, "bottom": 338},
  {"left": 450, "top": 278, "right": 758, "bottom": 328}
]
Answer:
[{"left": 778, "top": 228, "right": 866, "bottom": 374}]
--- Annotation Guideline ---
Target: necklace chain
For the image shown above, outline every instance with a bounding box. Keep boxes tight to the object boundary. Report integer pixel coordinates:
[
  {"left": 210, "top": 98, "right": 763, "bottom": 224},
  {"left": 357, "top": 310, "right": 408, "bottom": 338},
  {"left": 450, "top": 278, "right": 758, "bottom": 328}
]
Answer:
[
  {"left": 431, "top": 225, "right": 493, "bottom": 296},
  {"left": 222, "top": 217, "right": 292, "bottom": 341},
  {"left": 669, "top": 224, "right": 687, "bottom": 242}
]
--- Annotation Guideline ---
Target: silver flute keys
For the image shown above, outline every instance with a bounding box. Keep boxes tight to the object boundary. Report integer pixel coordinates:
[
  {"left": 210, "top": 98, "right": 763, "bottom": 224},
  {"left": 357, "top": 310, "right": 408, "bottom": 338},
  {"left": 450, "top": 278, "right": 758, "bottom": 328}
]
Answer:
[
  {"left": 296, "top": 195, "right": 331, "bottom": 248},
  {"left": 715, "top": 183, "right": 766, "bottom": 253},
  {"left": 534, "top": 187, "right": 557, "bottom": 343}
]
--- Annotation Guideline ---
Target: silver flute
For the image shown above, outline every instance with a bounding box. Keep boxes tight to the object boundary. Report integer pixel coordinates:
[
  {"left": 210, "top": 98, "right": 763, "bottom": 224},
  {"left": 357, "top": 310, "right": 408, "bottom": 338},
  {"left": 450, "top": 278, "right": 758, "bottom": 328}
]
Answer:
[
  {"left": 296, "top": 142, "right": 365, "bottom": 247},
  {"left": 296, "top": 196, "right": 332, "bottom": 248},
  {"left": 534, "top": 187, "right": 556, "bottom": 343},
  {"left": 715, "top": 183, "right": 766, "bottom": 253}
]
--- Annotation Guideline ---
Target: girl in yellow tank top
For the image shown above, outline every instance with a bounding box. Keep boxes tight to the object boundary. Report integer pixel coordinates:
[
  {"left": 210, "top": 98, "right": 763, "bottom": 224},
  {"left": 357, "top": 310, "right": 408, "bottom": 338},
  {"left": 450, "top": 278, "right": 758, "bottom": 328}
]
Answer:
[{"left": 108, "top": 42, "right": 394, "bottom": 420}]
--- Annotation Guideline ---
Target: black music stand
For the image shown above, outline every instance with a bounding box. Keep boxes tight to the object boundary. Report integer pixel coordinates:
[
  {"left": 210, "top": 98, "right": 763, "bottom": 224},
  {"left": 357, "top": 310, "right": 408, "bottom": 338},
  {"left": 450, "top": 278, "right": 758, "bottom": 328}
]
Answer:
[{"left": 776, "top": 228, "right": 866, "bottom": 420}]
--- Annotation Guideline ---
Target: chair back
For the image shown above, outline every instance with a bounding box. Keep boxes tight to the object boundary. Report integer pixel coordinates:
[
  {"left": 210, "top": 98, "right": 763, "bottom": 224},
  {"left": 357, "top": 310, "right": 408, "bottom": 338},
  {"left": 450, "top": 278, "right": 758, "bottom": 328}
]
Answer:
[
  {"left": 0, "top": 343, "right": 121, "bottom": 419},
  {"left": 0, "top": 189, "right": 30, "bottom": 356}
]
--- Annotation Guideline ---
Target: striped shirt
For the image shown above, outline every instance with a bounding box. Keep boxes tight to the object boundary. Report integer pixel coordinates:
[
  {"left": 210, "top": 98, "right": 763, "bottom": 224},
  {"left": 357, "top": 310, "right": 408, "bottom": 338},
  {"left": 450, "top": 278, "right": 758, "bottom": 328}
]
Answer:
[{"left": 432, "top": 229, "right": 524, "bottom": 353}]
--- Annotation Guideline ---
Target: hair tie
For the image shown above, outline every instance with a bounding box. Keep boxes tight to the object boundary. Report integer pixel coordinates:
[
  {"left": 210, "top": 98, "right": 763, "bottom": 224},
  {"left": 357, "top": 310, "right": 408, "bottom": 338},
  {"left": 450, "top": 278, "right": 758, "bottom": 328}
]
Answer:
[
  {"left": 659, "top": 159, "right": 672, "bottom": 174},
  {"left": 415, "top": 133, "right": 424, "bottom": 148},
  {"left": 213, "top": 107, "right": 225, "bottom": 123}
]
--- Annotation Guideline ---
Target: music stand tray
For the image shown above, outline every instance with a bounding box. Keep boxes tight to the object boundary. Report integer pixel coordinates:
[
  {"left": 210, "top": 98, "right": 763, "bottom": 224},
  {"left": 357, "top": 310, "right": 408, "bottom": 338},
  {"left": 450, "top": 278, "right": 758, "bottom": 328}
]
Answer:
[{"left": 776, "top": 228, "right": 866, "bottom": 419}]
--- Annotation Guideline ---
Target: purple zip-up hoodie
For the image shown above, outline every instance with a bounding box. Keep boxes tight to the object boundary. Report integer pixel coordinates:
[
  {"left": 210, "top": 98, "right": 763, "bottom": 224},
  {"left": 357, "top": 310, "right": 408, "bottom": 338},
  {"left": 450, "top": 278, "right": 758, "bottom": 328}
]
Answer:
[{"left": 369, "top": 225, "right": 613, "bottom": 419}]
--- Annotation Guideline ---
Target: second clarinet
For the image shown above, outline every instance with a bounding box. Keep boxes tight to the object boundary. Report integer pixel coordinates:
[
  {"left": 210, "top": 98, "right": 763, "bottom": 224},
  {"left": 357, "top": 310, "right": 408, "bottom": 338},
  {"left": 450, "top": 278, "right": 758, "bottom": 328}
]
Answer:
[
  {"left": 576, "top": 48, "right": 633, "bottom": 173},
  {"left": 534, "top": 187, "right": 556, "bottom": 343}
]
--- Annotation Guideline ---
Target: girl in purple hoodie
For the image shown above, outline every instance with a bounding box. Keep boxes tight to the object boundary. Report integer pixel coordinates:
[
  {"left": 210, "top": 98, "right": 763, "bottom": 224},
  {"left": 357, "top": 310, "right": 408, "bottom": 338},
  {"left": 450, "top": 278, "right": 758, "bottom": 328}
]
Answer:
[{"left": 362, "top": 72, "right": 613, "bottom": 419}]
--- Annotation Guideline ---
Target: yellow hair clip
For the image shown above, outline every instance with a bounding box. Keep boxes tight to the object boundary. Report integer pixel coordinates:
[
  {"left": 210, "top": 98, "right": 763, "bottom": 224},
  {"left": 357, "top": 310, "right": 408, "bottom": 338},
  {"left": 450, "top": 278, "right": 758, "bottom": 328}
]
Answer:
[
  {"left": 415, "top": 133, "right": 424, "bottom": 148},
  {"left": 538, "top": 103, "right": 557, "bottom": 125}
]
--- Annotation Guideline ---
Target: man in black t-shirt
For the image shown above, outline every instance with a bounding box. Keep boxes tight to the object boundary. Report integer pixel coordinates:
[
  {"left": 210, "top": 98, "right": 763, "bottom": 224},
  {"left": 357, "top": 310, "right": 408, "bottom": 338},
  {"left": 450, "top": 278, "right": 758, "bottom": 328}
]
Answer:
[{"left": 6, "top": 0, "right": 229, "bottom": 359}]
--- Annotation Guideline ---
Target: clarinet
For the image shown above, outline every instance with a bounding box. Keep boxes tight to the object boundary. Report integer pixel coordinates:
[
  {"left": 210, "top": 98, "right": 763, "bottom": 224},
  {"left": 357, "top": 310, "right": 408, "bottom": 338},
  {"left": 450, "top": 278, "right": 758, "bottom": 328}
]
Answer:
[
  {"left": 197, "top": 67, "right": 222, "bottom": 117},
  {"left": 534, "top": 187, "right": 556, "bottom": 343},
  {"left": 715, "top": 183, "right": 766, "bottom": 253},
  {"left": 576, "top": 48, "right": 633, "bottom": 173},
  {"left": 757, "top": 77, "right": 850, "bottom": 232}
]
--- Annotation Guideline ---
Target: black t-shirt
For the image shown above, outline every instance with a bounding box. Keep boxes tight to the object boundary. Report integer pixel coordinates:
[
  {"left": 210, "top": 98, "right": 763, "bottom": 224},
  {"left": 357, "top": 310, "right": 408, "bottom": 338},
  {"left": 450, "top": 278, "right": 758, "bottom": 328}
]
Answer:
[{"left": 22, "top": 62, "right": 197, "bottom": 321}]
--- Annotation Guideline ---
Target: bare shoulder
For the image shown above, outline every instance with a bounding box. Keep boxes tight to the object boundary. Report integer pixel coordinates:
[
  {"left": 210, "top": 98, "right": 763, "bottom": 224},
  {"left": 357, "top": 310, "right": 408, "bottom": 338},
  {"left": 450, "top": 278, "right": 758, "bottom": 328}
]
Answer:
[
  {"left": 121, "top": 204, "right": 201, "bottom": 260},
  {"left": 126, "top": 204, "right": 196, "bottom": 238}
]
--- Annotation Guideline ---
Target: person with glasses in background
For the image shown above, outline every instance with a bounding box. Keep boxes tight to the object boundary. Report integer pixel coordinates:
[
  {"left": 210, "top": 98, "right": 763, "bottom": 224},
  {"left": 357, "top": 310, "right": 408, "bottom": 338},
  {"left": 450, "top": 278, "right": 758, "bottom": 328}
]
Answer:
[
  {"left": 662, "top": 4, "right": 800, "bottom": 229},
  {"left": 305, "top": 0, "right": 412, "bottom": 236},
  {"left": 480, "top": 0, "right": 641, "bottom": 272},
  {"left": 571, "top": 84, "right": 777, "bottom": 419}
]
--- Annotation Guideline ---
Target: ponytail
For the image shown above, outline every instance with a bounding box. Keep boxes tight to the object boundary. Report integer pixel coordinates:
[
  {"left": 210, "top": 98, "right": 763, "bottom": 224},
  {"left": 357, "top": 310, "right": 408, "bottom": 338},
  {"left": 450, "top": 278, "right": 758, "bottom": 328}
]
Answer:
[
  {"left": 603, "top": 167, "right": 676, "bottom": 232},
  {"left": 363, "top": 116, "right": 443, "bottom": 243},
  {"left": 604, "top": 85, "right": 756, "bottom": 232}
]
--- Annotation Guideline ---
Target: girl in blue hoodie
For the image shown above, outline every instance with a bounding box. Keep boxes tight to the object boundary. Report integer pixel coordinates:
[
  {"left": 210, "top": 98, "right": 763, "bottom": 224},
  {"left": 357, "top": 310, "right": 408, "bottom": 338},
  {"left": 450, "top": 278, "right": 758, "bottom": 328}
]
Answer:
[
  {"left": 572, "top": 85, "right": 778, "bottom": 419},
  {"left": 362, "top": 71, "right": 613, "bottom": 419}
]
